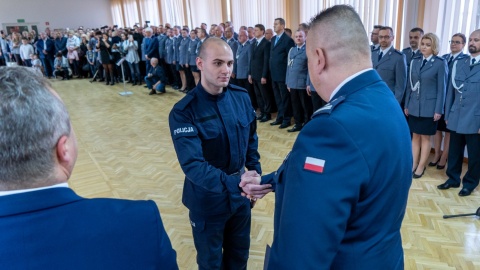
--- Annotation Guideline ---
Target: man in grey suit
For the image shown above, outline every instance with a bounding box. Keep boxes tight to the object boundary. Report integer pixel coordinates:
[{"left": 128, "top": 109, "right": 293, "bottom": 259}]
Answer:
[
  {"left": 285, "top": 30, "right": 311, "bottom": 133},
  {"left": 371, "top": 26, "right": 407, "bottom": 105},
  {"left": 269, "top": 18, "right": 295, "bottom": 129},
  {"left": 234, "top": 30, "right": 256, "bottom": 109},
  {"left": 438, "top": 30, "right": 480, "bottom": 197},
  {"left": 402, "top": 27, "right": 424, "bottom": 70}
]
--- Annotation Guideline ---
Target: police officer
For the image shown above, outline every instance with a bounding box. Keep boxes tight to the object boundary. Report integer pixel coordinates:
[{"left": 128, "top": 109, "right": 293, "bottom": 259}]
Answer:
[
  {"left": 438, "top": 29, "right": 480, "bottom": 196},
  {"left": 169, "top": 37, "right": 265, "bottom": 270},
  {"left": 285, "top": 30, "right": 312, "bottom": 132},
  {"left": 371, "top": 26, "right": 407, "bottom": 105},
  {"left": 241, "top": 5, "right": 412, "bottom": 269}
]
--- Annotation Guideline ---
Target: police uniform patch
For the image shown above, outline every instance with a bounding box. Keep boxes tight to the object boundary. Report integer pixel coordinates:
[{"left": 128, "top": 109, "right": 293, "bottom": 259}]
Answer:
[{"left": 312, "top": 95, "right": 346, "bottom": 116}]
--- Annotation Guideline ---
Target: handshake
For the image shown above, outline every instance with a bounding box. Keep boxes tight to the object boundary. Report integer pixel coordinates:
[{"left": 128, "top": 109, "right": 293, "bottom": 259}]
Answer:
[{"left": 239, "top": 170, "right": 273, "bottom": 201}]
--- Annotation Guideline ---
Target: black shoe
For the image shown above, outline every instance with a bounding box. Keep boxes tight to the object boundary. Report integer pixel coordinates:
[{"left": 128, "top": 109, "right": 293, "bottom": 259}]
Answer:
[
  {"left": 110, "top": 81, "right": 114, "bottom": 86},
  {"left": 270, "top": 120, "right": 282, "bottom": 126},
  {"left": 287, "top": 125, "right": 302, "bottom": 132},
  {"left": 92, "top": 78, "right": 97, "bottom": 82},
  {"left": 279, "top": 122, "right": 291, "bottom": 129},
  {"left": 259, "top": 115, "right": 271, "bottom": 122},
  {"left": 98, "top": 78, "right": 105, "bottom": 82},
  {"left": 428, "top": 158, "right": 440, "bottom": 166},
  {"left": 144, "top": 85, "right": 148, "bottom": 88},
  {"left": 437, "top": 160, "right": 447, "bottom": 170},
  {"left": 437, "top": 182, "right": 460, "bottom": 190},
  {"left": 132, "top": 81, "right": 137, "bottom": 86},
  {"left": 105, "top": 81, "right": 110, "bottom": 85},
  {"left": 149, "top": 89, "right": 156, "bottom": 95},
  {"left": 173, "top": 85, "right": 180, "bottom": 90},
  {"left": 459, "top": 188, "right": 472, "bottom": 196},
  {"left": 412, "top": 168, "right": 425, "bottom": 179},
  {"left": 256, "top": 114, "right": 265, "bottom": 121}
]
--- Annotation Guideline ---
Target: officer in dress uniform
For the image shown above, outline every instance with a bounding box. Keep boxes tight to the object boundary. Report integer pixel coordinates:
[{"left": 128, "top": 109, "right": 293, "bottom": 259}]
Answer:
[
  {"left": 233, "top": 29, "right": 256, "bottom": 110},
  {"left": 371, "top": 26, "right": 407, "bottom": 105},
  {"left": 240, "top": 5, "right": 412, "bottom": 269},
  {"left": 285, "top": 30, "right": 312, "bottom": 132},
  {"left": 438, "top": 29, "right": 480, "bottom": 196},
  {"left": 169, "top": 37, "right": 264, "bottom": 270},
  {"left": 402, "top": 27, "right": 424, "bottom": 72}
]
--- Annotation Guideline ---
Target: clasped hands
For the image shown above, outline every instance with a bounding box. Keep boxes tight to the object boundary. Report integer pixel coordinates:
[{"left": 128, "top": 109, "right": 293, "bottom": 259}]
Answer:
[{"left": 239, "top": 170, "right": 272, "bottom": 201}]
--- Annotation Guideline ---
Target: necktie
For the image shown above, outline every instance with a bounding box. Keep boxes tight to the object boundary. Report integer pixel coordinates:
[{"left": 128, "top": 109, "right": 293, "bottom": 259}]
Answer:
[
  {"left": 448, "top": 55, "right": 453, "bottom": 66},
  {"left": 411, "top": 51, "right": 415, "bottom": 59},
  {"left": 275, "top": 36, "right": 279, "bottom": 46},
  {"left": 297, "top": 47, "right": 300, "bottom": 51},
  {"left": 378, "top": 51, "right": 383, "bottom": 61},
  {"left": 420, "top": 59, "right": 428, "bottom": 69},
  {"left": 471, "top": 58, "right": 476, "bottom": 70}
]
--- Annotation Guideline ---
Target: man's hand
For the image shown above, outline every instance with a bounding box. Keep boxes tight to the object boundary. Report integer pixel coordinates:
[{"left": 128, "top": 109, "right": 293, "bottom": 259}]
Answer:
[
  {"left": 248, "top": 75, "right": 252, "bottom": 84},
  {"left": 239, "top": 170, "right": 272, "bottom": 199}
]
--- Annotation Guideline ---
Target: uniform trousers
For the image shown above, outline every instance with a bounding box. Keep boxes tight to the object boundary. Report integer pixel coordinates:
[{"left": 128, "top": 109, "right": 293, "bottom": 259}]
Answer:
[
  {"left": 446, "top": 131, "right": 480, "bottom": 190},
  {"left": 272, "top": 81, "right": 293, "bottom": 124},
  {"left": 189, "top": 202, "right": 251, "bottom": 270},
  {"left": 252, "top": 79, "right": 274, "bottom": 116},
  {"left": 170, "top": 63, "right": 181, "bottom": 87},
  {"left": 290, "top": 89, "right": 313, "bottom": 125},
  {"left": 236, "top": 78, "right": 257, "bottom": 110}
]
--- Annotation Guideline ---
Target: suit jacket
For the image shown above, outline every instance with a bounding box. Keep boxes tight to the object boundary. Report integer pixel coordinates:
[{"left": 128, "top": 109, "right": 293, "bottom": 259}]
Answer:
[
  {"left": 0, "top": 188, "right": 178, "bottom": 269},
  {"left": 173, "top": 36, "right": 182, "bottom": 62},
  {"left": 402, "top": 47, "right": 422, "bottom": 70},
  {"left": 269, "top": 33, "right": 295, "bottom": 82},
  {"left": 249, "top": 38, "right": 270, "bottom": 81},
  {"left": 148, "top": 64, "right": 167, "bottom": 83},
  {"left": 226, "top": 38, "right": 238, "bottom": 60},
  {"left": 36, "top": 38, "right": 55, "bottom": 59},
  {"left": 372, "top": 47, "right": 407, "bottom": 104},
  {"left": 262, "top": 70, "right": 412, "bottom": 269},
  {"left": 178, "top": 37, "right": 189, "bottom": 65},
  {"left": 54, "top": 37, "right": 67, "bottom": 56},
  {"left": 405, "top": 56, "right": 447, "bottom": 117},
  {"left": 233, "top": 41, "right": 251, "bottom": 79},
  {"left": 187, "top": 38, "right": 199, "bottom": 66},
  {"left": 165, "top": 37, "right": 175, "bottom": 64},
  {"left": 157, "top": 34, "right": 168, "bottom": 59},
  {"left": 445, "top": 55, "right": 480, "bottom": 134},
  {"left": 285, "top": 46, "right": 307, "bottom": 89},
  {"left": 143, "top": 36, "right": 159, "bottom": 60},
  {"left": 442, "top": 52, "right": 466, "bottom": 76}
]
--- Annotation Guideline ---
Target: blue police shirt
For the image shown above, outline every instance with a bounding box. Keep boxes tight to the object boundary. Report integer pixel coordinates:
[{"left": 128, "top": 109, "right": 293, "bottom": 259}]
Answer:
[{"left": 169, "top": 83, "right": 261, "bottom": 215}]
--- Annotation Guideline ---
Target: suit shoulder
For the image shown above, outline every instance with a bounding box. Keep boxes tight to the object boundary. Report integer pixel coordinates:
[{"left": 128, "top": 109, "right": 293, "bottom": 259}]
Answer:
[
  {"left": 434, "top": 55, "right": 446, "bottom": 61},
  {"left": 229, "top": 84, "right": 248, "bottom": 93},
  {"left": 172, "top": 93, "right": 194, "bottom": 111},
  {"left": 401, "top": 48, "right": 411, "bottom": 53},
  {"left": 456, "top": 54, "right": 469, "bottom": 61},
  {"left": 312, "top": 96, "right": 346, "bottom": 117},
  {"left": 393, "top": 49, "right": 403, "bottom": 55}
]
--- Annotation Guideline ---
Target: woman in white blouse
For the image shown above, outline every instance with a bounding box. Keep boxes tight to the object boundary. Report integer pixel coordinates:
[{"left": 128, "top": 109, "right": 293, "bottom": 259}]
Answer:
[{"left": 122, "top": 33, "right": 141, "bottom": 85}]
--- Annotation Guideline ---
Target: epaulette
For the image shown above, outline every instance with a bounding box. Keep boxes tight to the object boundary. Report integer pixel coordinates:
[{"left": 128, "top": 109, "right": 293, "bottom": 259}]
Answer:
[
  {"left": 228, "top": 84, "right": 248, "bottom": 93},
  {"left": 172, "top": 94, "right": 194, "bottom": 111},
  {"left": 455, "top": 54, "right": 468, "bottom": 61},
  {"left": 433, "top": 55, "right": 445, "bottom": 61},
  {"left": 412, "top": 55, "right": 422, "bottom": 59},
  {"left": 312, "top": 96, "right": 346, "bottom": 117},
  {"left": 393, "top": 49, "right": 403, "bottom": 55}
]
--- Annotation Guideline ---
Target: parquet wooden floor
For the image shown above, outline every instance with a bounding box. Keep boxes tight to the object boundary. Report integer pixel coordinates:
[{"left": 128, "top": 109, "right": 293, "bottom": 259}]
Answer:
[{"left": 55, "top": 79, "right": 480, "bottom": 269}]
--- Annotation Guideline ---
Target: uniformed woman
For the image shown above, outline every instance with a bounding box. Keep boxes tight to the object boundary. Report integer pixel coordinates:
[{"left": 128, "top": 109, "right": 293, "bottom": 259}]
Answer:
[{"left": 404, "top": 33, "right": 447, "bottom": 178}]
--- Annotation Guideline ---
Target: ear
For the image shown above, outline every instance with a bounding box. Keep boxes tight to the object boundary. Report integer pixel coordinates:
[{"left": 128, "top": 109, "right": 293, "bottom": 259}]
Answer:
[
  {"left": 313, "top": 47, "right": 326, "bottom": 76},
  {"left": 55, "top": 135, "right": 74, "bottom": 168},
  {"left": 196, "top": 56, "right": 203, "bottom": 71}
]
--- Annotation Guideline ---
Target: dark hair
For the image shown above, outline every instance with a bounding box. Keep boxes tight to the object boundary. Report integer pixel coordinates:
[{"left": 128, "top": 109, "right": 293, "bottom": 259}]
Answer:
[
  {"left": 285, "top": 28, "right": 292, "bottom": 35},
  {"left": 410, "top": 27, "right": 424, "bottom": 35},
  {"left": 452, "top": 33, "right": 466, "bottom": 44},
  {"left": 275, "top": 18, "right": 286, "bottom": 26},
  {"left": 298, "top": 23, "right": 309, "bottom": 31},
  {"left": 254, "top": 24, "right": 265, "bottom": 32},
  {"left": 373, "top": 25, "right": 383, "bottom": 29},
  {"left": 379, "top": 26, "right": 394, "bottom": 35},
  {"left": 56, "top": 52, "right": 63, "bottom": 57}
]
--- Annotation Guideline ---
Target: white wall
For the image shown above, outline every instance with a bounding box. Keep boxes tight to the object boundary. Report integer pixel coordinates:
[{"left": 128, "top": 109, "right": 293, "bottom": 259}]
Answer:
[{"left": 0, "top": 0, "right": 112, "bottom": 32}]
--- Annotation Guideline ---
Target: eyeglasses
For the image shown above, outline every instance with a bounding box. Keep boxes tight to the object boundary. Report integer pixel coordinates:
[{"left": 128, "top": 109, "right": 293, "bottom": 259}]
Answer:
[
  {"left": 378, "top": 35, "right": 391, "bottom": 39},
  {"left": 449, "top": 40, "right": 463, "bottom": 44}
]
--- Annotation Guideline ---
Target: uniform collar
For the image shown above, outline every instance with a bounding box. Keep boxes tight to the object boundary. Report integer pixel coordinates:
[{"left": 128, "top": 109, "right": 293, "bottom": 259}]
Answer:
[{"left": 330, "top": 68, "right": 374, "bottom": 101}]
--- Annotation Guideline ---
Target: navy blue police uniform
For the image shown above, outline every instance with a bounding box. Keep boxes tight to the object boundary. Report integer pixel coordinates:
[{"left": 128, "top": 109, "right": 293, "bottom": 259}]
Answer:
[
  {"left": 261, "top": 69, "right": 412, "bottom": 269},
  {"left": 169, "top": 83, "right": 261, "bottom": 270}
]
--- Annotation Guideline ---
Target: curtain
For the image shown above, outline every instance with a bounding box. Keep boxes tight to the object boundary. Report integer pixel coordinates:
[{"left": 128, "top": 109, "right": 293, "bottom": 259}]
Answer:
[
  {"left": 139, "top": 0, "right": 161, "bottom": 26},
  {"left": 111, "top": 0, "right": 126, "bottom": 27},
  {"left": 185, "top": 0, "right": 223, "bottom": 29},
  {"left": 230, "top": 0, "right": 287, "bottom": 30},
  {"left": 160, "top": 0, "right": 187, "bottom": 27}
]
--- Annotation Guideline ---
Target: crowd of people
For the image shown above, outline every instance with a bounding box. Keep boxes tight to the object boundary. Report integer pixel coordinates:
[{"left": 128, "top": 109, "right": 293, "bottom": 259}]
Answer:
[{"left": 369, "top": 24, "right": 480, "bottom": 197}]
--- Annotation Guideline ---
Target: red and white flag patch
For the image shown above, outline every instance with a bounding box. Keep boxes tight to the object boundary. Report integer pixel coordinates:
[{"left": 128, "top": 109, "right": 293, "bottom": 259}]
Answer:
[{"left": 304, "top": 157, "right": 325, "bottom": 173}]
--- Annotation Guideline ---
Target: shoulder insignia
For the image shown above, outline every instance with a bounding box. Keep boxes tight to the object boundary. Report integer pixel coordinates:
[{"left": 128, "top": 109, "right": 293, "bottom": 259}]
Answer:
[
  {"left": 393, "top": 49, "right": 402, "bottom": 55},
  {"left": 312, "top": 96, "right": 346, "bottom": 116},
  {"left": 456, "top": 54, "right": 468, "bottom": 61},
  {"left": 172, "top": 94, "right": 194, "bottom": 111},
  {"left": 412, "top": 55, "right": 422, "bottom": 59},
  {"left": 228, "top": 84, "right": 248, "bottom": 93}
]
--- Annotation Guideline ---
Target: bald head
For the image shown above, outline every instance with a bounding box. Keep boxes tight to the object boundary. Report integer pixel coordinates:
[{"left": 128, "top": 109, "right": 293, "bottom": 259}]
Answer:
[
  {"left": 306, "top": 5, "right": 372, "bottom": 101},
  {"left": 198, "top": 37, "right": 231, "bottom": 59}
]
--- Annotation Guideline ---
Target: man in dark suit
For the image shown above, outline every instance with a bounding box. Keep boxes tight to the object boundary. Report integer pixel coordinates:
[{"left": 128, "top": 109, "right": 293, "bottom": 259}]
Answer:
[
  {"left": 371, "top": 26, "right": 407, "bottom": 105},
  {"left": 269, "top": 18, "right": 295, "bottom": 129},
  {"left": 36, "top": 32, "right": 56, "bottom": 78},
  {"left": 0, "top": 66, "right": 178, "bottom": 269},
  {"left": 439, "top": 30, "right": 480, "bottom": 196},
  {"left": 249, "top": 24, "right": 274, "bottom": 122},
  {"left": 241, "top": 5, "right": 412, "bottom": 269},
  {"left": 144, "top": 27, "right": 159, "bottom": 71}
]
